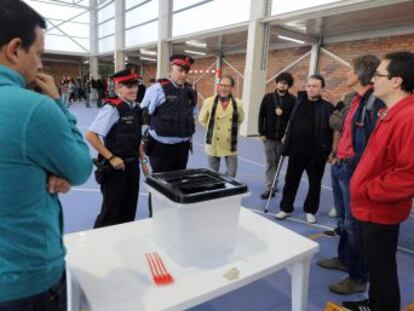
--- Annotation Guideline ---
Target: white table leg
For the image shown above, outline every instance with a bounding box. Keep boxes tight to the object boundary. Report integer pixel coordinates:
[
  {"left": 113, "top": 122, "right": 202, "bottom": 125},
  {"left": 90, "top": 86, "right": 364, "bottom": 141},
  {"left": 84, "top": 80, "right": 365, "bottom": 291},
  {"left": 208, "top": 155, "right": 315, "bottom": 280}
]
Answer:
[
  {"left": 291, "top": 258, "right": 311, "bottom": 311},
  {"left": 66, "top": 268, "right": 82, "bottom": 311}
]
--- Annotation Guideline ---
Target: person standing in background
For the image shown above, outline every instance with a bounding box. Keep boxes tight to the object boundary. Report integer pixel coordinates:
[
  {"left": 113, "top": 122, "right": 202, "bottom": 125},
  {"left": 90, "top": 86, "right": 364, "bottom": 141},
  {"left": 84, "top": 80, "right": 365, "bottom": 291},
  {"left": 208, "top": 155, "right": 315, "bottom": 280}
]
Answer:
[
  {"left": 258, "top": 72, "right": 296, "bottom": 198},
  {"left": 199, "top": 75, "right": 244, "bottom": 177},
  {"left": 275, "top": 75, "right": 334, "bottom": 224}
]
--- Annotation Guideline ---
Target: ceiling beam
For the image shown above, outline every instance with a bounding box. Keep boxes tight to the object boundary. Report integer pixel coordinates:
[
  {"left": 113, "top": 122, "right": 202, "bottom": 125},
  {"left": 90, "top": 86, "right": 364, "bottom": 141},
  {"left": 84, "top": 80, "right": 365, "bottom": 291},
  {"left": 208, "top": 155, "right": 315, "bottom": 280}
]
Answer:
[
  {"left": 43, "top": 50, "right": 88, "bottom": 57},
  {"left": 46, "top": 10, "right": 89, "bottom": 33},
  {"left": 324, "top": 24, "right": 414, "bottom": 44},
  {"left": 30, "top": 0, "right": 90, "bottom": 9},
  {"left": 271, "top": 26, "right": 318, "bottom": 44},
  {"left": 46, "top": 18, "right": 89, "bottom": 53}
]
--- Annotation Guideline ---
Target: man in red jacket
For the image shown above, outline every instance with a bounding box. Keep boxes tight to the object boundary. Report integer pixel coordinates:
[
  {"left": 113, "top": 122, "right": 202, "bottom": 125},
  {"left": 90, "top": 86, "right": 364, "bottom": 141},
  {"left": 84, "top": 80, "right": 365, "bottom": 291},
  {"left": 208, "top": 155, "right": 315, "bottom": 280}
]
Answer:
[{"left": 344, "top": 51, "right": 414, "bottom": 311}]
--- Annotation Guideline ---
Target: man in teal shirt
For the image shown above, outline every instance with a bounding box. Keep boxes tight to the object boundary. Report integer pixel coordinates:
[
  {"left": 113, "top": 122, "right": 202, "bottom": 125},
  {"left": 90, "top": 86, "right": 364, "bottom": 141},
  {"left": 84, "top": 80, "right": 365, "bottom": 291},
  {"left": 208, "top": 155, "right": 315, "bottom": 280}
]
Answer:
[{"left": 0, "top": 1, "right": 92, "bottom": 309}]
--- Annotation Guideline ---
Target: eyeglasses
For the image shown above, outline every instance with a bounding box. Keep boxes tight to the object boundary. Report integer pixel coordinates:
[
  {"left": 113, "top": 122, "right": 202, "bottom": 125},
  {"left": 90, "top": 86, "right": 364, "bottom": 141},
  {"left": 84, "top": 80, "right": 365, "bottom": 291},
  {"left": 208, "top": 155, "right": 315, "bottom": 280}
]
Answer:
[{"left": 373, "top": 72, "right": 390, "bottom": 79}]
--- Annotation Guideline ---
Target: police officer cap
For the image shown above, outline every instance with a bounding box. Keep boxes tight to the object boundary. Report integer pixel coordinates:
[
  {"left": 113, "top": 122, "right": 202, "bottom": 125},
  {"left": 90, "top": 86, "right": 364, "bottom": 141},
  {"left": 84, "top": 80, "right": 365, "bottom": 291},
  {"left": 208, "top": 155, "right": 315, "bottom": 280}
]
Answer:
[
  {"left": 170, "top": 54, "right": 195, "bottom": 70},
  {"left": 111, "top": 68, "right": 139, "bottom": 84}
]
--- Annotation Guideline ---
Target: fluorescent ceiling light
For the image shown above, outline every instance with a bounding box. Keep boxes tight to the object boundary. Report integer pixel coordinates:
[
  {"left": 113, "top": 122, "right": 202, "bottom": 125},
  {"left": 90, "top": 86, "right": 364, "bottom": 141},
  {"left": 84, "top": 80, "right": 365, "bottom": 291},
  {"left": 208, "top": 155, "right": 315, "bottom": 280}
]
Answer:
[
  {"left": 140, "top": 56, "right": 157, "bottom": 62},
  {"left": 184, "top": 49, "right": 207, "bottom": 56},
  {"left": 185, "top": 40, "right": 207, "bottom": 48},
  {"left": 277, "top": 35, "right": 305, "bottom": 44},
  {"left": 140, "top": 48, "right": 157, "bottom": 56}
]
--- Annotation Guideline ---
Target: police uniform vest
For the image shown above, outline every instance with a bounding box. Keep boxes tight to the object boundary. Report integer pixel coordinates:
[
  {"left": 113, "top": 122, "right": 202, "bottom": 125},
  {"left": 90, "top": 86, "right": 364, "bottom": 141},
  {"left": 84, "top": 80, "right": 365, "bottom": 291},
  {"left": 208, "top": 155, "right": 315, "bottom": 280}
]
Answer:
[
  {"left": 150, "top": 81, "right": 196, "bottom": 137},
  {"left": 104, "top": 98, "right": 142, "bottom": 158}
]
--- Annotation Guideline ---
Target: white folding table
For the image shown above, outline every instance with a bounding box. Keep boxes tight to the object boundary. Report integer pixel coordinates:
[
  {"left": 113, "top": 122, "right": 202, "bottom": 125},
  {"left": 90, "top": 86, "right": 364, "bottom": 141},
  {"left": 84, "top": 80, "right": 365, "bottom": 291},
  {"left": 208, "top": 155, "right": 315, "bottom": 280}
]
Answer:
[{"left": 65, "top": 208, "right": 318, "bottom": 311}]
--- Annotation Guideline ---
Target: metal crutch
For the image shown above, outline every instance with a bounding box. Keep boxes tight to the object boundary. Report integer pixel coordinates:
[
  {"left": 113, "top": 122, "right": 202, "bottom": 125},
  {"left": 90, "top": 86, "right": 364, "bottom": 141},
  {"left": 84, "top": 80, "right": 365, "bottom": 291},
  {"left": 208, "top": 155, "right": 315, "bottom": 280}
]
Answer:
[
  {"left": 264, "top": 155, "right": 286, "bottom": 213},
  {"left": 147, "top": 192, "right": 153, "bottom": 218}
]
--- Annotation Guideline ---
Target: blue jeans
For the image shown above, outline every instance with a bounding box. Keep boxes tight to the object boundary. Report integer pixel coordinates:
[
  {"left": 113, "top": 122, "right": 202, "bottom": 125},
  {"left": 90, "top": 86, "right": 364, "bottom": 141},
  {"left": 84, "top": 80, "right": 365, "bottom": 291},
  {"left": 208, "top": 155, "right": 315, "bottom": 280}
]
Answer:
[
  {"left": 0, "top": 273, "right": 67, "bottom": 311},
  {"left": 61, "top": 94, "right": 68, "bottom": 107},
  {"left": 331, "top": 162, "right": 367, "bottom": 282}
]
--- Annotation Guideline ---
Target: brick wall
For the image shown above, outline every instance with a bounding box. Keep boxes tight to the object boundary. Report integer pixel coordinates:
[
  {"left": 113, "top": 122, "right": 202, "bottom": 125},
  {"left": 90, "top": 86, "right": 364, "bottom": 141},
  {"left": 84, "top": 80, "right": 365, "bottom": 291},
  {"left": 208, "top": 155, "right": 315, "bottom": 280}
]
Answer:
[
  {"left": 142, "top": 34, "right": 414, "bottom": 105},
  {"left": 320, "top": 34, "right": 414, "bottom": 102},
  {"left": 43, "top": 61, "right": 81, "bottom": 82}
]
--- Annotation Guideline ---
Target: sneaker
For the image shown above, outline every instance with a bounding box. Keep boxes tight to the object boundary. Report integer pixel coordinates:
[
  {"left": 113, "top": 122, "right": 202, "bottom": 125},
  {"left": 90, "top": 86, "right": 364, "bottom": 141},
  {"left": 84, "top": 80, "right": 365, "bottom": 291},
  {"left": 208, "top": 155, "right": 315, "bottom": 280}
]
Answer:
[
  {"left": 323, "top": 227, "right": 341, "bottom": 237},
  {"left": 260, "top": 189, "right": 276, "bottom": 199},
  {"left": 342, "top": 299, "right": 370, "bottom": 310},
  {"left": 274, "top": 211, "right": 291, "bottom": 220},
  {"left": 306, "top": 213, "right": 317, "bottom": 224},
  {"left": 329, "top": 277, "right": 367, "bottom": 295},
  {"left": 317, "top": 257, "right": 348, "bottom": 272},
  {"left": 328, "top": 207, "right": 338, "bottom": 217}
]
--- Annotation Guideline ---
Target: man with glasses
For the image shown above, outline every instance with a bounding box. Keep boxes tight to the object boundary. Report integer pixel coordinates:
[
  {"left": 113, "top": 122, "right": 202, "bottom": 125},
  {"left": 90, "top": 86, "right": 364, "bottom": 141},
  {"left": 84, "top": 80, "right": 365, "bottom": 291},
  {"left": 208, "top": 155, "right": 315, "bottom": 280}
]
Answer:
[
  {"left": 86, "top": 68, "right": 149, "bottom": 228},
  {"left": 199, "top": 75, "right": 244, "bottom": 177},
  {"left": 141, "top": 54, "right": 197, "bottom": 173},
  {"left": 343, "top": 51, "right": 414, "bottom": 311}
]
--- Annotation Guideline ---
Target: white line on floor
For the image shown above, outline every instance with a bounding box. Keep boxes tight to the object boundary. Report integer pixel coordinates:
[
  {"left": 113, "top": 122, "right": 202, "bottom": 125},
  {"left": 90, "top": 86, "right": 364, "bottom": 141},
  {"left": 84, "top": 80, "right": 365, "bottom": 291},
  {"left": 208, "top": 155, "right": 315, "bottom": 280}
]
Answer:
[{"left": 251, "top": 208, "right": 334, "bottom": 230}]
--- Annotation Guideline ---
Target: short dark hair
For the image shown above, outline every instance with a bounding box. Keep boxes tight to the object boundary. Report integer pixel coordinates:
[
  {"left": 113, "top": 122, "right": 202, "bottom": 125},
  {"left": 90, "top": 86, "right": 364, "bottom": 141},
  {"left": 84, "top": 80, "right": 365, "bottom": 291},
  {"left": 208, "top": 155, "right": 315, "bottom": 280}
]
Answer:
[
  {"left": 275, "top": 72, "right": 294, "bottom": 87},
  {"left": 220, "top": 75, "right": 235, "bottom": 87},
  {"left": 308, "top": 74, "right": 325, "bottom": 88},
  {"left": 0, "top": 0, "right": 47, "bottom": 51},
  {"left": 351, "top": 54, "right": 380, "bottom": 86},
  {"left": 384, "top": 51, "right": 414, "bottom": 93}
]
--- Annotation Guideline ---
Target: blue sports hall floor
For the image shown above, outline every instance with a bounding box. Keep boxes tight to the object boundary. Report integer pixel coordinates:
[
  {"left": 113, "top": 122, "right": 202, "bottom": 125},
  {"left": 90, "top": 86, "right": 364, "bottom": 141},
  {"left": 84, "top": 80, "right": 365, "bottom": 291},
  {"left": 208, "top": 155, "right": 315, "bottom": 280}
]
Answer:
[{"left": 61, "top": 104, "right": 414, "bottom": 310}]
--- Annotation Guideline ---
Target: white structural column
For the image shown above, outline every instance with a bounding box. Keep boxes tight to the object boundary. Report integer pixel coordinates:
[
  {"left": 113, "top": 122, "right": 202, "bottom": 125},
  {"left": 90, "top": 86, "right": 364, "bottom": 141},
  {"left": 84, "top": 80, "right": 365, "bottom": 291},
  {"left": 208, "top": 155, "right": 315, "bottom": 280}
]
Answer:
[
  {"left": 89, "top": 0, "right": 99, "bottom": 78},
  {"left": 308, "top": 40, "right": 321, "bottom": 75},
  {"left": 114, "top": 0, "right": 126, "bottom": 71},
  {"left": 215, "top": 53, "right": 222, "bottom": 92},
  {"left": 241, "top": 0, "right": 271, "bottom": 136},
  {"left": 157, "top": 0, "right": 173, "bottom": 79}
]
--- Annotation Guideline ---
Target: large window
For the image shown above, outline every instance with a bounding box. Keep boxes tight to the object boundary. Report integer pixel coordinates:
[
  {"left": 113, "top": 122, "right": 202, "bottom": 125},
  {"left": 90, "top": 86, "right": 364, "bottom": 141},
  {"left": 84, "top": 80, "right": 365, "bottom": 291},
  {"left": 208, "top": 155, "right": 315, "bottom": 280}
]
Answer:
[
  {"left": 173, "top": 0, "right": 209, "bottom": 11},
  {"left": 98, "top": 0, "right": 115, "bottom": 53},
  {"left": 126, "top": 21, "right": 159, "bottom": 47},
  {"left": 24, "top": 0, "right": 90, "bottom": 54},
  {"left": 125, "top": 0, "right": 159, "bottom": 48},
  {"left": 99, "top": 35, "right": 115, "bottom": 54},
  {"left": 271, "top": 0, "right": 344, "bottom": 15},
  {"left": 172, "top": 0, "right": 250, "bottom": 37}
]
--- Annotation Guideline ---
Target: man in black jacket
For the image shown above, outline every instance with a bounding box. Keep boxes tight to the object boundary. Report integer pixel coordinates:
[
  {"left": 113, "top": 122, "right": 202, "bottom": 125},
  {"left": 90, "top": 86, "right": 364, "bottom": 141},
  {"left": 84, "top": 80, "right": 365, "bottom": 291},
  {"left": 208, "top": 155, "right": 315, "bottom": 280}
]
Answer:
[
  {"left": 258, "top": 72, "right": 296, "bottom": 199},
  {"left": 275, "top": 74, "right": 334, "bottom": 224}
]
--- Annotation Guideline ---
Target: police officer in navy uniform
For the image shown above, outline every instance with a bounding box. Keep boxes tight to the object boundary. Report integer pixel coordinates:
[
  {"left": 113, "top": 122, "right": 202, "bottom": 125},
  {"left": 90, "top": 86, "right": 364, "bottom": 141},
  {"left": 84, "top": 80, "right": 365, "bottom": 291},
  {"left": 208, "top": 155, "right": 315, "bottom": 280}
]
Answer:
[
  {"left": 141, "top": 54, "right": 197, "bottom": 173},
  {"left": 86, "top": 68, "right": 149, "bottom": 228}
]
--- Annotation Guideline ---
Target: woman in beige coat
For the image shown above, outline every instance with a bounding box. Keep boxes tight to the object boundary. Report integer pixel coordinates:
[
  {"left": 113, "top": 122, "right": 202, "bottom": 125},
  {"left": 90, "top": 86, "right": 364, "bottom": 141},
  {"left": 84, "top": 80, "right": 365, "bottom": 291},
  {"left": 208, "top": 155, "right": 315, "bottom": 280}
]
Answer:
[{"left": 198, "top": 75, "right": 244, "bottom": 177}]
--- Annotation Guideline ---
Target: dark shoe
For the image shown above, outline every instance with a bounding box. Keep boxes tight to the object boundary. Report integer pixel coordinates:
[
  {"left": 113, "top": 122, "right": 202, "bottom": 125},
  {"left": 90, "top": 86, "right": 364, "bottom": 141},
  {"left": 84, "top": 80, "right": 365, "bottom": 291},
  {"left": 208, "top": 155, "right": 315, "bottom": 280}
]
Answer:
[
  {"left": 342, "top": 298, "right": 370, "bottom": 310},
  {"left": 329, "top": 277, "right": 367, "bottom": 295},
  {"left": 317, "top": 257, "right": 348, "bottom": 272},
  {"left": 323, "top": 227, "right": 341, "bottom": 238},
  {"left": 260, "top": 189, "right": 275, "bottom": 199}
]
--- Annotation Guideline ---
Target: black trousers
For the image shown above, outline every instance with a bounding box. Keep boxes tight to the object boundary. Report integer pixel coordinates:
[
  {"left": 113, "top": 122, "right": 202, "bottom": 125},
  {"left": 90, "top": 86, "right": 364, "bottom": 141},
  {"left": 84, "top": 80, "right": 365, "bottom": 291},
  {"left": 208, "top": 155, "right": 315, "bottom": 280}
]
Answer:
[
  {"left": 279, "top": 157, "right": 326, "bottom": 214},
  {"left": 94, "top": 159, "right": 140, "bottom": 228},
  {"left": 0, "top": 273, "right": 66, "bottom": 311},
  {"left": 149, "top": 140, "right": 190, "bottom": 173},
  {"left": 361, "top": 221, "right": 401, "bottom": 311}
]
